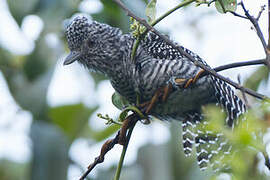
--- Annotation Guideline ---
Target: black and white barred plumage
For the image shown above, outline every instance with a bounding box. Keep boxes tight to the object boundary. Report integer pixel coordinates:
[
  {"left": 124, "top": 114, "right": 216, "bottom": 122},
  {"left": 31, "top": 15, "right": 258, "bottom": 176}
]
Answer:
[{"left": 64, "top": 16, "right": 246, "bottom": 170}]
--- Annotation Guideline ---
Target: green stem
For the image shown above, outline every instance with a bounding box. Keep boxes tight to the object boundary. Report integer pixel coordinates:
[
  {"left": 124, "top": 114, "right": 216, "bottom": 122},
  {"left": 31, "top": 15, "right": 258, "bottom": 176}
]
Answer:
[
  {"left": 151, "top": 0, "right": 195, "bottom": 26},
  {"left": 131, "top": 0, "right": 196, "bottom": 60},
  {"left": 131, "top": 36, "right": 141, "bottom": 61},
  {"left": 113, "top": 124, "right": 136, "bottom": 180}
]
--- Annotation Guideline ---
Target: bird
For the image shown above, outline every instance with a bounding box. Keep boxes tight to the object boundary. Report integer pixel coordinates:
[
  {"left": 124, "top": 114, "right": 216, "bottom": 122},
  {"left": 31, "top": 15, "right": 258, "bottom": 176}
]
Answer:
[{"left": 64, "top": 15, "right": 246, "bottom": 171}]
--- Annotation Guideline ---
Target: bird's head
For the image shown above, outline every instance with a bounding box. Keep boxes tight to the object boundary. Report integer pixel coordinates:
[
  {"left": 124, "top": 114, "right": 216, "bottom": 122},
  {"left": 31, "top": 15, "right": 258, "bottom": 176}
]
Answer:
[{"left": 63, "top": 16, "right": 123, "bottom": 73}]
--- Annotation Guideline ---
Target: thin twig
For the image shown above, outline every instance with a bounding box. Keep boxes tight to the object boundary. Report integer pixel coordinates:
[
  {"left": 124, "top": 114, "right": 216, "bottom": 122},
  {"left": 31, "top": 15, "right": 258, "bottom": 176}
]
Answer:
[
  {"left": 69, "top": 158, "right": 91, "bottom": 180},
  {"left": 240, "top": 2, "right": 268, "bottom": 54},
  {"left": 79, "top": 114, "right": 139, "bottom": 180},
  {"left": 229, "top": 11, "right": 248, "bottom": 19},
  {"left": 113, "top": 0, "right": 268, "bottom": 100},
  {"left": 79, "top": 132, "right": 120, "bottom": 180},
  {"left": 231, "top": 2, "right": 270, "bottom": 68},
  {"left": 213, "top": 59, "right": 266, "bottom": 72},
  {"left": 256, "top": 5, "right": 266, "bottom": 21}
]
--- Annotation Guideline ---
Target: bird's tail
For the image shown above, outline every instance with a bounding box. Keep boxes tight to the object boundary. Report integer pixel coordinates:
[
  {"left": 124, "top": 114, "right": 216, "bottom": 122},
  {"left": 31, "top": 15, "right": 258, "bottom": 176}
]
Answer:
[
  {"left": 182, "top": 77, "right": 246, "bottom": 170},
  {"left": 210, "top": 76, "right": 246, "bottom": 128}
]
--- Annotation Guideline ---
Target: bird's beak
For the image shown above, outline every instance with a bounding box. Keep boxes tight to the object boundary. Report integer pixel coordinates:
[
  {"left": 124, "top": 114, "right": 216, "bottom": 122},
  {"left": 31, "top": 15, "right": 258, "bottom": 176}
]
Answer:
[{"left": 63, "top": 51, "right": 80, "bottom": 65}]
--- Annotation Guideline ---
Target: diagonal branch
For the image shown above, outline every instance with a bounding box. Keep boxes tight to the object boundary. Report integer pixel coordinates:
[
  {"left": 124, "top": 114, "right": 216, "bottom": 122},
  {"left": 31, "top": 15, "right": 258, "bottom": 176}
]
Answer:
[{"left": 113, "top": 0, "right": 268, "bottom": 100}]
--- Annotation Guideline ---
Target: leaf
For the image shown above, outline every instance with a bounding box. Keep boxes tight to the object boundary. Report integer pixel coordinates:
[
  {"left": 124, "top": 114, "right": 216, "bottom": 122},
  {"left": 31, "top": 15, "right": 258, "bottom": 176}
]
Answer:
[
  {"left": 49, "top": 103, "right": 98, "bottom": 142},
  {"left": 112, "top": 92, "right": 130, "bottom": 110},
  {"left": 145, "top": 0, "right": 157, "bottom": 23},
  {"left": 215, "top": 0, "right": 237, "bottom": 13},
  {"left": 244, "top": 66, "right": 269, "bottom": 91}
]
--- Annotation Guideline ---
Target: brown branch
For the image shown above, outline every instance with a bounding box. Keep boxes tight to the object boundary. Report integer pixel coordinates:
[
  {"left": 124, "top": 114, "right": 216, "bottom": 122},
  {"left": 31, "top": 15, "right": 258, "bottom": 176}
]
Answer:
[
  {"left": 79, "top": 114, "right": 139, "bottom": 180},
  {"left": 79, "top": 132, "right": 120, "bottom": 180},
  {"left": 213, "top": 59, "right": 266, "bottom": 72},
  {"left": 113, "top": 0, "right": 268, "bottom": 100},
  {"left": 229, "top": 11, "right": 248, "bottom": 19},
  {"left": 231, "top": 2, "right": 270, "bottom": 69},
  {"left": 240, "top": 2, "right": 268, "bottom": 54},
  {"left": 256, "top": 5, "right": 266, "bottom": 21},
  {"left": 199, "top": 58, "right": 266, "bottom": 78}
]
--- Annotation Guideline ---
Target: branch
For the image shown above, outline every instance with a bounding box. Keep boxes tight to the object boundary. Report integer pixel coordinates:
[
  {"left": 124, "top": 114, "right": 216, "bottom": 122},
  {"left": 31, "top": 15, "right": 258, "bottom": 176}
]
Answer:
[
  {"left": 79, "top": 132, "right": 120, "bottom": 180},
  {"left": 229, "top": 11, "right": 248, "bottom": 19},
  {"left": 113, "top": 0, "right": 268, "bottom": 100},
  {"left": 213, "top": 59, "right": 266, "bottom": 72},
  {"left": 239, "top": 2, "right": 268, "bottom": 55},
  {"left": 79, "top": 114, "right": 139, "bottom": 180},
  {"left": 231, "top": 2, "right": 270, "bottom": 69},
  {"left": 256, "top": 5, "right": 266, "bottom": 21}
]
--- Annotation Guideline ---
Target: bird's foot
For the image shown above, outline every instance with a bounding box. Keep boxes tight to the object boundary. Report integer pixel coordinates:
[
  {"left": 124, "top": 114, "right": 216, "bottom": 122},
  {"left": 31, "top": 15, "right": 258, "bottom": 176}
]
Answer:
[
  {"left": 175, "top": 69, "right": 205, "bottom": 88},
  {"left": 139, "top": 83, "right": 173, "bottom": 114}
]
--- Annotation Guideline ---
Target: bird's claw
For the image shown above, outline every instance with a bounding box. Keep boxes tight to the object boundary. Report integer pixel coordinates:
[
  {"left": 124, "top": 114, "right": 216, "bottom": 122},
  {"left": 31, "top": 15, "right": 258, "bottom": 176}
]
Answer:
[
  {"left": 139, "top": 83, "right": 173, "bottom": 114},
  {"left": 175, "top": 69, "right": 205, "bottom": 88}
]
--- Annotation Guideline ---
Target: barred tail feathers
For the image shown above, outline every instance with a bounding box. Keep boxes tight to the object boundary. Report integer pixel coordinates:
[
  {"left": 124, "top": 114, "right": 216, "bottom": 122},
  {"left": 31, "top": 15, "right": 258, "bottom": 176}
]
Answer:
[
  {"left": 182, "top": 113, "right": 201, "bottom": 156},
  {"left": 184, "top": 112, "right": 232, "bottom": 171},
  {"left": 210, "top": 77, "right": 246, "bottom": 128}
]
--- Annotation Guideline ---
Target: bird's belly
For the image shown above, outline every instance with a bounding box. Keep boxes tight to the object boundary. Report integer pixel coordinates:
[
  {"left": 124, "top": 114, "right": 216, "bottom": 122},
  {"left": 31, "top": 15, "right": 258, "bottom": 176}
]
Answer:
[{"left": 150, "top": 85, "right": 216, "bottom": 121}]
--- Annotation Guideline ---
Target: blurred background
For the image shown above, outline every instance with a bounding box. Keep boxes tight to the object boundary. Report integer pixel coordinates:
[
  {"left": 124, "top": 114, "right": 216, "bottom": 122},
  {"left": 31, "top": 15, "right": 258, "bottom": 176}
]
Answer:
[{"left": 0, "top": 0, "right": 269, "bottom": 179}]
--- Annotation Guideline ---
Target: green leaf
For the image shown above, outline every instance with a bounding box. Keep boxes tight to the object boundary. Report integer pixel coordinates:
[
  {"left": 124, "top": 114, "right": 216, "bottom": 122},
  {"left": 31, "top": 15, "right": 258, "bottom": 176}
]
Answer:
[
  {"left": 83, "top": 124, "right": 120, "bottom": 142},
  {"left": 244, "top": 66, "right": 269, "bottom": 91},
  {"left": 49, "top": 103, "right": 98, "bottom": 142},
  {"left": 145, "top": 0, "right": 157, "bottom": 23},
  {"left": 215, "top": 0, "right": 237, "bottom": 13},
  {"left": 119, "top": 110, "right": 128, "bottom": 122},
  {"left": 112, "top": 92, "right": 130, "bottom": 110}
]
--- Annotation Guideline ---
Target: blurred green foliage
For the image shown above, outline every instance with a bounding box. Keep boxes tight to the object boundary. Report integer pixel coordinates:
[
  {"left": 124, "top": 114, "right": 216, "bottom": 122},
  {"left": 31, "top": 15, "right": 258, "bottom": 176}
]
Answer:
[
  {"left": 0, "top": 0, "right": 269, "bottom": 180},
  {"left": 202, "top": 101, "right": 270, "bottom": 180}
]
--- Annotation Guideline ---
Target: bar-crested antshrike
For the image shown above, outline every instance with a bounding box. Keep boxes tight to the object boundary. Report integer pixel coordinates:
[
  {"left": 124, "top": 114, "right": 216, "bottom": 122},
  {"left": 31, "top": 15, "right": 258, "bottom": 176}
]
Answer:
[{"left": 64, "top": 16, "right": 246, "bottom": 170}]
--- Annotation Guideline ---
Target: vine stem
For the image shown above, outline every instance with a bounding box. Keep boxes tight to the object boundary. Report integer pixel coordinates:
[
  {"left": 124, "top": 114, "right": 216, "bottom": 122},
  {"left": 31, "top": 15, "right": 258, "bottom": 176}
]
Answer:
[
  {"left": 152, "top": 0, "right": 195, "bottom": 27},
  {"left": 113, "top": 124, "right": 136, "bottom": 180},
  {"left": 131, "top": 0, "right": 196, "bottom": 61}
]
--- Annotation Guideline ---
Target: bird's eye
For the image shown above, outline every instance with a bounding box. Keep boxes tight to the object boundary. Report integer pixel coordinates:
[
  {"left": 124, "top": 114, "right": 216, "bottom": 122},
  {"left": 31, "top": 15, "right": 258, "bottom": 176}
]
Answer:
[{"left": 87, "top": 39, "right": 94, "bottom": 47}]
